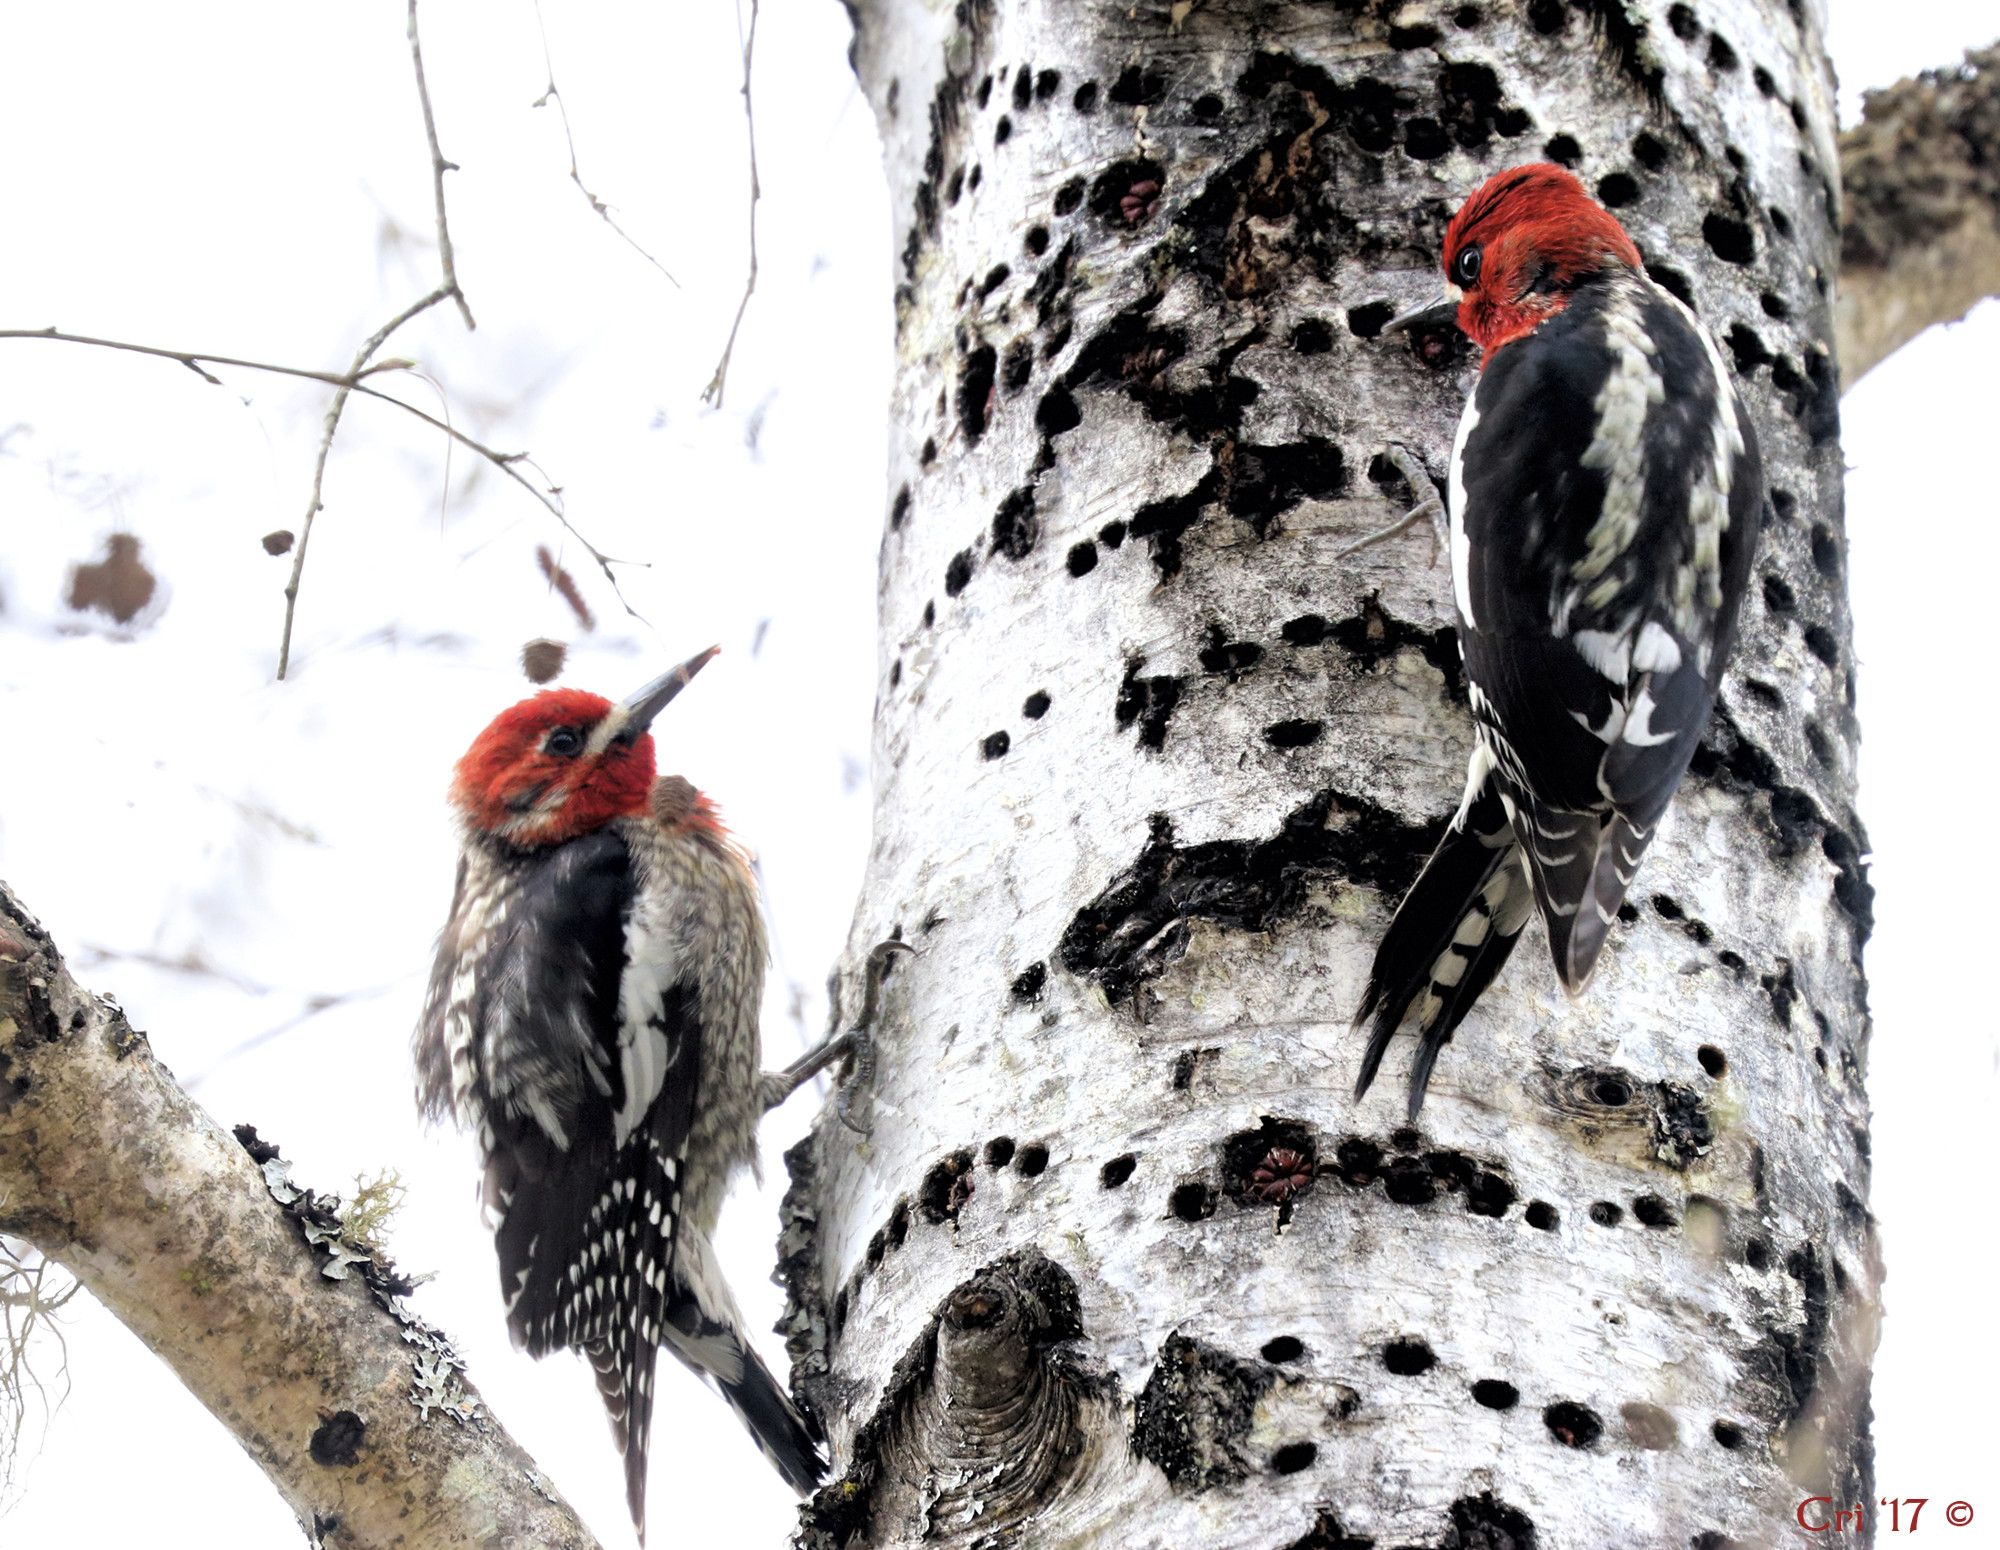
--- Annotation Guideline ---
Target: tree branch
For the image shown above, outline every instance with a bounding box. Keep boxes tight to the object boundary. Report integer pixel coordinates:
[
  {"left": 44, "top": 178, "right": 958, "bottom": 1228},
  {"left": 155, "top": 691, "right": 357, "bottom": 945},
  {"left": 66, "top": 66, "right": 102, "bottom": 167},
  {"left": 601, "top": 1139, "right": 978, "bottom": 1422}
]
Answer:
[
  {"left": 702, "top": 0, "right": 761, "bottom": 409},
  {"left": 0, "top": 327, "right": 648, "bottom": 635},
  {"left": 530, "top": 0, "right": 682, "bottom": 289},
  {"left": 0, "top": 882, "right": 602, "bottom": 1549},
  {"left": 408, "top": 0, "right": 477, "bottom": 334},
  {"left": 1838, "top": 42, "right": 2000, "bottom": 384},
  {"left": 277, "top": 0, "right": 479, "bottom": 680}
]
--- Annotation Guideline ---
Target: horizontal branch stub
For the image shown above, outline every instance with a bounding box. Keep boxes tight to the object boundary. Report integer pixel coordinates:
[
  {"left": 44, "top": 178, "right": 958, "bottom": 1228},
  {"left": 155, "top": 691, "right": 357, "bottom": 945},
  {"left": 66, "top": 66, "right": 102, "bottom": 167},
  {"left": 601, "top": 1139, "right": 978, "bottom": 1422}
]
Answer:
[{"left": 803, "top": 1250, "right": 1122, "bottom": 1548}]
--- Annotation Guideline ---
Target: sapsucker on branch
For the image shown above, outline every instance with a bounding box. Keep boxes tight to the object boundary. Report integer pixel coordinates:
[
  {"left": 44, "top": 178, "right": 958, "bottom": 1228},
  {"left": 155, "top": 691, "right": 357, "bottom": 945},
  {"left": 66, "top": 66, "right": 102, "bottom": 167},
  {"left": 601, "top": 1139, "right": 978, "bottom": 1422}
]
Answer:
[
  {"left": 413, "top": 647, "right": 823, "bottom": 1541},
  {"left": 1354, "top": 163, "right": 1764, "bottom": 1118}
]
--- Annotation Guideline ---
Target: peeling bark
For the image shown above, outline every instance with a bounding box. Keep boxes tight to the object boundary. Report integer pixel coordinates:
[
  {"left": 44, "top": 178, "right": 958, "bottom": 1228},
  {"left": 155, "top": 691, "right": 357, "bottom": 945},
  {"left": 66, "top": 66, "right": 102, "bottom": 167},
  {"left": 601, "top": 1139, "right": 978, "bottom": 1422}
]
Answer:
[
  {"left": 1838, "top": 42, "right": 2000, "bottom": 384},
  {"left": 0, "top": 883, "right": 599, "bottom": 1550},
  {"left": 791, "top": 1, "right": 1878, "bottom": 1545}
]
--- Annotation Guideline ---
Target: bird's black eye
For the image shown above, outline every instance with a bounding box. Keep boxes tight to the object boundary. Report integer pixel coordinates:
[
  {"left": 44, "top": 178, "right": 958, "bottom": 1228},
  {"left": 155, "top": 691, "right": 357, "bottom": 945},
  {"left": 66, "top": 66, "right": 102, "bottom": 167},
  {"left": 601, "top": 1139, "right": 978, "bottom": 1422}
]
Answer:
[
  {"left": 1453, "top": 244, "right": 1483, "bottom": 287},
  {"left": 544, "top": 726, "right": 585, "bottom": 757}
]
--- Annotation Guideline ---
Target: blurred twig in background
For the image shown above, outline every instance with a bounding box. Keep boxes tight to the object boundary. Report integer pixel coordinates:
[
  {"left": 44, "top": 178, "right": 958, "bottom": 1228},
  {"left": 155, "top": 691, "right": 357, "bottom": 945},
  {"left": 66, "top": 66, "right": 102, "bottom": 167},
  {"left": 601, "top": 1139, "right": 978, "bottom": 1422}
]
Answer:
[
  {"left": 531, "top": 0, "right": 683, "bottom": 288},
  {"left": 703, "top": 0, "right": 761, "bottom": 409}
]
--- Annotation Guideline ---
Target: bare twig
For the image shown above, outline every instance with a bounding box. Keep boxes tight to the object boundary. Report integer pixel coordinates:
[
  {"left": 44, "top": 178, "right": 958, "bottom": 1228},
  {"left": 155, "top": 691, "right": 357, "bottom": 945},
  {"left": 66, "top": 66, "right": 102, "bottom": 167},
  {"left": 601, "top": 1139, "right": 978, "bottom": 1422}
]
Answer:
[
  {"left": 530, "top": 0, "right": 681, "bottom": 288},
  {"left": 275, "top": 0, "right": 479, "bottom": 678},
  {"left": 1, "top": 1233, "right": 77, "bottom": 1501},
  {"left": 2, "top": 327, "right": 648, "bottom": 625},
  {"left": 281, "top": 291, "right": 458, "bottom": 679},
  {"left": 407, "top": 0, "right": 477, "bottom": 332},
  {"left": 702, "top": 0, "right": 761, "bottom": 409}
]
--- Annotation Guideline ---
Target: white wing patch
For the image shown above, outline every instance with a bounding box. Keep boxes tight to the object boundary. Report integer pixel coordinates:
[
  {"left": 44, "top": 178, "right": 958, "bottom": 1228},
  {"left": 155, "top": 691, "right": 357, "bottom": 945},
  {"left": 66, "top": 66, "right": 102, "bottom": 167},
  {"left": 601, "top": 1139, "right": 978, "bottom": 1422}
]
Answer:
[
  {"left": 1448, "top": 394, "right": 1481, "bottom": 627},
  {"left": 1619, "top": 685, "right": 1676, "bottom": 748},
  {"left": 1632, "top": 619, "right": 1682, "bottom": 673},
  {"left": 1572, "top": 627, "right": 1633, "bottom": 682},
  {"left": 613, "top": 882, "right": 681, "bottom": 1147}
]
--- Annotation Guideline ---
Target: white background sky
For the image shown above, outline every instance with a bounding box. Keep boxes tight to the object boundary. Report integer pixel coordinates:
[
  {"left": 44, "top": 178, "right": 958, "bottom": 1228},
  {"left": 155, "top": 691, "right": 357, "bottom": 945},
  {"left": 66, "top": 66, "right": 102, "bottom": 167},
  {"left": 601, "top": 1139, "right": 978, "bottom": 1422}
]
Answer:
[{"left": 0, "top": 2, "right": 1993, "bottom": 1545}]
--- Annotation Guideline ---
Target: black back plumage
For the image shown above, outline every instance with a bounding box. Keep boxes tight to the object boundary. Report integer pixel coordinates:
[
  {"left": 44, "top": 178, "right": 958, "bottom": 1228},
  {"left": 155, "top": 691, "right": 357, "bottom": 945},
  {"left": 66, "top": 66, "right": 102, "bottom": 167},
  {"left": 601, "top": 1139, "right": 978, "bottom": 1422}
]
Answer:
[
  {"left": 1356, "top": 269, "right": 1761, "bottom": 1113},
  {"left": 451, "top": 830, "right": 702, "bottom": 1537},
  {"left": 416, "top": 824, "right": 823, "bottom": 1539}
]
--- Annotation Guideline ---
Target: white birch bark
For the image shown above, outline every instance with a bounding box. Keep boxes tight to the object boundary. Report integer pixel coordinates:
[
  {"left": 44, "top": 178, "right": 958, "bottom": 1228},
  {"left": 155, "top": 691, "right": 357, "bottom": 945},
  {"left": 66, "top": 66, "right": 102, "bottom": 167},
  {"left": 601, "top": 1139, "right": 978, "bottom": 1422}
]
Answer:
[{"left": 785, "top": 2, "right": 1877, "bottom": 1546}]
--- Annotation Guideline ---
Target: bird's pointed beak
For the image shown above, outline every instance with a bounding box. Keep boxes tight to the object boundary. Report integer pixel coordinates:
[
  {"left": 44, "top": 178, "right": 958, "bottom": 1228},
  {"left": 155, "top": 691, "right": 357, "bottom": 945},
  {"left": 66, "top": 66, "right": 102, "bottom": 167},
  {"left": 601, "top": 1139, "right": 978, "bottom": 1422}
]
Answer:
[
  {"left": 618, "top": 646, "right": 720, "bottom": 737},
  {"left": 1382, "top": 290, "right": 1462, "bottom": 335}
]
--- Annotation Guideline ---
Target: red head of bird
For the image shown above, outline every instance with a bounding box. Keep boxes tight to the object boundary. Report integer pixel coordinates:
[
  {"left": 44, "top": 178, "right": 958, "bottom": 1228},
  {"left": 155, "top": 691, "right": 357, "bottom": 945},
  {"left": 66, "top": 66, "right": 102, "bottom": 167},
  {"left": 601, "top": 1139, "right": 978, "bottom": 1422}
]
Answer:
[
  {"left": 1391, "top": 162, "right": 1645, "bottom": 360},
  {"left": 450, "top": 646, "right": 719, "bottom": 848}
]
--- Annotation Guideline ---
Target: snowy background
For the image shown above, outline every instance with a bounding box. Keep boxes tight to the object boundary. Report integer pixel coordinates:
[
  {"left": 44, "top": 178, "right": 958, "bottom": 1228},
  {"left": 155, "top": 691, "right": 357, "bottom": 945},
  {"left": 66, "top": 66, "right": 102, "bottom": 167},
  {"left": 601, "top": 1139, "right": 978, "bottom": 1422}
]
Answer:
[{"left": 0, "top": 1, "right": 1993, "bottom": 1544}]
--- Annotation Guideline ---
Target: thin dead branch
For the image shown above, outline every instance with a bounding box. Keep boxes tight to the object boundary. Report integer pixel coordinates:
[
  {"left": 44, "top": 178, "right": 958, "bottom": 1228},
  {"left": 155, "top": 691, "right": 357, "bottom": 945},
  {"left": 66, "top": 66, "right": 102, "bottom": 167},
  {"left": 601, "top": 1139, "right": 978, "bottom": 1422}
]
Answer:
[
  {"left": 1, "top": 327, "right": 647, "bottom": 635},
  {"left": 530, "top": 0, "right": 682, "bottom": 288},
  {"left": 408, "top": 0, "right": 477, "bottom": 334},
  {"left": 277, "top": 0, "right": 477, "bottom": 680},
  {"left": 703, "top": 0, "right": 762, "bottom": 409},
  {"left": 0, "top": 1233, "right": 77, "bottom": 1501}
]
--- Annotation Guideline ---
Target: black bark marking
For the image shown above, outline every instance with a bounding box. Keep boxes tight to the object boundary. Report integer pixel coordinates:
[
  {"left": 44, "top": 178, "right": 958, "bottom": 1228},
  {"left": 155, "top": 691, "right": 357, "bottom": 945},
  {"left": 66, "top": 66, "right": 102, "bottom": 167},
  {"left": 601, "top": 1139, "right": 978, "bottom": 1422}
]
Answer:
[
  {"left": 1059, "top": 795, "right": 1445, "bottom": 1004},
  {"left": 957, "top": 345, "right": 998, "bottom": 444},
  {"left": 1226, "top": 438, "right": 1347, "bottom": 535},
  {"left": 1690, "top": 706, "right": 1874, "bottom": 941},
  {"left": 1326, "top": 592, "right": 1465, "bottom": 698},
  {"left": 1133, "top": 1333, "right": 1272, "bottom": 1491},
  {"left": 1263, "top": 718, "right": 1324, "bottom": 749},
  {"left": 309, "top": 1410, "right": 366, "bottom": 1468},
  {"left": 1114, "top": 658, "right": 1187, "bottom": 752},
  {"left": 919, "top": 1148, "right": 977, "bottom": 1223},
  {"left": 1382, "top": 1336, "right": 1435, "bottom": 1375},
  {"left": 1544, "top": 1400, "right": 1603, "bottom": 1448},
  {"left": 1450, "top": 1492, "right": 1538, "bottom": 1546},
  {"left": 1199, "top": 626, "right": 1265, "bottom": 680},
  {"left": 991, "top": 485, "right": 1038, "bottom": 560},
  {"left": 944, "top": 549, "right": 977, "bottom": 597}
]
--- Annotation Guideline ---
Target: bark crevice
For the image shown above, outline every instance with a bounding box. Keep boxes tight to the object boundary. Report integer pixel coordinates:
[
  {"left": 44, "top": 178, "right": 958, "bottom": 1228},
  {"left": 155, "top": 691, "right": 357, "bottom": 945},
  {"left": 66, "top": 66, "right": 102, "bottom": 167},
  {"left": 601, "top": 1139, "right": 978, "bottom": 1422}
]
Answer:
[{"left": 800, "top": 1249, "right": 1123, "bottom": 1549}]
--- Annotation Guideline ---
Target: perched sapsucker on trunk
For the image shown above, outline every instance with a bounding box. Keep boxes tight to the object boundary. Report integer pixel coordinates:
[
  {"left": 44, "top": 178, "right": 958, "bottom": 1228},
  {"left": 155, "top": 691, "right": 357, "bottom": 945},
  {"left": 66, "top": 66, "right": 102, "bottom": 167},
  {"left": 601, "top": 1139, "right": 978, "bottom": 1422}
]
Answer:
[
  {"left": 1356, "top": 163, "right": 1764, "bottom": 1117},
  {"left": 413, "top": 647, "right": 822, "bottom": 1542}
]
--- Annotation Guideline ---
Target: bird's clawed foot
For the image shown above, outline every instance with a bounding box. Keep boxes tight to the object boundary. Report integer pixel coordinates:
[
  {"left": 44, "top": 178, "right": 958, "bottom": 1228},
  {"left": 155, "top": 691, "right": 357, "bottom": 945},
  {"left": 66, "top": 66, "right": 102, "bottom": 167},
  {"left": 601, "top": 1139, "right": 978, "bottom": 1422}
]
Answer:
[
  {"left": 758, "top": 939, "right": 913, "bottom": 1134},
  {"left": 1335, "top": 443, "right": 1449, "bottom": 567}
]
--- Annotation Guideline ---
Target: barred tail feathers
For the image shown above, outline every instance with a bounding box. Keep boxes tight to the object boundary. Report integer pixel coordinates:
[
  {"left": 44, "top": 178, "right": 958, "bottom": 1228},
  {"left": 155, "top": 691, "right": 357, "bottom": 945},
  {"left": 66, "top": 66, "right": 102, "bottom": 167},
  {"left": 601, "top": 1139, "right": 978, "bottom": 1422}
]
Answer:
[
  {"left": 588, "top": 1326, "right": 661, "bottom": 1544},
  {"left": 1512, "top": 790, "right": 1654, "bottom": 994},
  {"left": 1354, "top": 768, "right": 1531, "bottom": 1117}
]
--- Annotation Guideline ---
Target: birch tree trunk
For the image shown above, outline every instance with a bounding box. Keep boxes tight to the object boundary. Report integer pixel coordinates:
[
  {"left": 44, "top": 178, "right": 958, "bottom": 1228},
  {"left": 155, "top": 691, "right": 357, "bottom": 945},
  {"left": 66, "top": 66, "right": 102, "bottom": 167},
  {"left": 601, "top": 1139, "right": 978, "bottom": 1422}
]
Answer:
[{"left": 785, "top": 1, "right": 1876, "bottom": 1546}]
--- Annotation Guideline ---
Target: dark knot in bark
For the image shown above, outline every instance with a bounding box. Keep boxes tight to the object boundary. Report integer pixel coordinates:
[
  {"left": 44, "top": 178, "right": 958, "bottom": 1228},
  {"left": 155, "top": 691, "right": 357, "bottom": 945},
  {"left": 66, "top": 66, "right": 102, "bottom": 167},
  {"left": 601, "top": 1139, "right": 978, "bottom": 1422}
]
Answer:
[{"left": 802, "top": 1250, "right": 1118, "bottom": 1548}]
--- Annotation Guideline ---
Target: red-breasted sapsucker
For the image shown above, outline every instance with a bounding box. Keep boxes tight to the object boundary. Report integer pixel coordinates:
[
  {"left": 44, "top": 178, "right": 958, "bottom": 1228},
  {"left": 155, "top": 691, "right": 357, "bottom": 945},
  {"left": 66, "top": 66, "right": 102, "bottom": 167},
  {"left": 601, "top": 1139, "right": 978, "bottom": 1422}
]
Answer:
[
  {"left": 1354, "top": 163, "right": 1763, "bottom": 1117},
  {"left": 414, "top": 648, "right": 822, "bottom": 1541}
]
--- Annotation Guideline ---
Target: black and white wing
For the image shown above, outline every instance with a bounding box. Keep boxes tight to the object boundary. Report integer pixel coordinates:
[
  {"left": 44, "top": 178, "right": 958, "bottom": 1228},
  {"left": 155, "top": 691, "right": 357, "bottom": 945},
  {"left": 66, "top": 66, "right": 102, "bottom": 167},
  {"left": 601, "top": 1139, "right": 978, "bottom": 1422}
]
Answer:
[
  {"left": 1452, "top": 271, "right": 1762, "bottom": 989},
  {"left": 466, "top": 829, "right": 704, "bottom": 1538}
]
